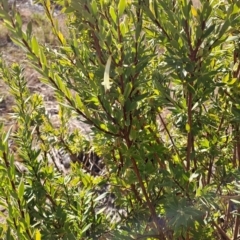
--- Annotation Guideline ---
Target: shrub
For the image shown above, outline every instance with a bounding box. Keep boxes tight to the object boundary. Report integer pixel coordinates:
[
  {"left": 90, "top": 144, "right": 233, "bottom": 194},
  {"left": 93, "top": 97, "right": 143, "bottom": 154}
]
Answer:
[{"left": 0, "top": 0, "right": 240, "bottom": 239}]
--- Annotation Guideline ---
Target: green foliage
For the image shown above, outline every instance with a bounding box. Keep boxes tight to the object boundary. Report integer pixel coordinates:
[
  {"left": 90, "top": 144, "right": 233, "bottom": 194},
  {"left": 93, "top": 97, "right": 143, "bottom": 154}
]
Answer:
[{"left": 0, "top": 0, "right": 240, "bottom": 239}]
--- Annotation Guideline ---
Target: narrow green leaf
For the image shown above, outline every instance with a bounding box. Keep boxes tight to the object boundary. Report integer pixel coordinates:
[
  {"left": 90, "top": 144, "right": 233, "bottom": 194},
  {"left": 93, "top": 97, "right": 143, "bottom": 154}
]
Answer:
[
  {"left": 191, "top": 102, "right": 199, "bottom": 111},
  {"left": 109, "top": 6, "right": 117, "bottom": 24},
  {"left": 39, "top": 49, "right": 47, "bottom": 67},
  {"left": 123, "top": 82, "right": 132, "bottom": 99},
  {"left": 191, "top": 5, "right": 198, "bottom": 17},
  {"left": 45, "top": 0, "right": 51, "bottom": 12},
  {"left": 94, "top": 192, "right": 107, "bottom": 202},
  {"left": 135, "top": 22, "right": 142, "bottom": 41},
  {"left": 181, "top": 0, "right": 190, "bottom": 19},
  {"left": 225, "top": 35, "right": 240, "bottom": 42},
  {"left": 3, "top": 125, "right": 13, "bottom": 144},
  {"left": 57, "top": 31, "right": 66, "bottom": 45},
  {"left": 35, "top": 229, "right": 41, "bottom": 240},
  {"left": 201, "top": 139, "right": 209, "bottom": 148},
  {"left": 202, "top": 24, "right": 215, "bottom": 39},
  {"left": 31, "top": 36, "right": 39, "bottom": 55},
  {"left": 153, "top": 0, "right": 159, "bottom": 19},
  {"left": 18, "top": 180, "right": 24, "bottom": 202},
  {"left": 125, "top": 99, "right": 137, "bottom": 112},
  {"left": 120, "top": 21, "right": 127, "bottom": 36},
  {"left": 96, "top": 206, "right": 107, "bottom": 215},
  {"left": 26, "top": 21, "right": 32, "bottom": 38},
  {"left": 129, "top": 128, "right": 137, "bottom": 141},
  {"left": 230, "top": 199, "right": 240, "bottom": 205},
  {"left": 118, "top": 0, "right": 126, "bottom": 16},
  {"left": 91, "top": 0, "right": 97, "bottom": 15},
  {"left": 15, "top": 13, "right": 23, "bottom": 28},
  {"left": 185, "top": 123, "right": 190, "bottom": 132},
  {"left": 218, "top": 20, "right": 231, "bottom": 38},
  {"left": 81, "top": 223, "right": 92, "bottom": 234}
]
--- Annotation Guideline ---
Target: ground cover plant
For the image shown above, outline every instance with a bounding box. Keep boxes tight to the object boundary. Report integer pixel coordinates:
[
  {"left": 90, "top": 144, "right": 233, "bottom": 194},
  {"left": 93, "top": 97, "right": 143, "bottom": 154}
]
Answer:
[{"left": 0, "top": 0, "right": 240, "bottom": 239}]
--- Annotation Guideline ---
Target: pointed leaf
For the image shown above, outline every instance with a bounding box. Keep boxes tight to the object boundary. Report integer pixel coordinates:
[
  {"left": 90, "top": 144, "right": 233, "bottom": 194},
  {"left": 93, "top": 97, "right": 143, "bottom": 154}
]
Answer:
[
  {"left": 35, "top": 230, "right": 41, "bottom": 240},
  {"left": 118, "top": 0, "right": 126, "bottom": 16},
  {"left": 81, "top": 223, "right": 92, "bottom": 234},
  {"left": 191, "top": 5, "right": 198, "bottom": 17},
  {"left": 102, "top": 56, "right": 112, "bottom": 92},
  {"left": 94, "top": 192, "right": 108, "bottom": 202},
  {"left": 109, "top": 6, "right": 117, "bottom": 24},
  {"left": 185, "top": 123, "right": 190, "bottom": 132},
  {"left": 31, "top": 36, "right": 39, "bottom": 55},
  {"left": 18, "top": 180, "right": 24, "bottom": 202}
]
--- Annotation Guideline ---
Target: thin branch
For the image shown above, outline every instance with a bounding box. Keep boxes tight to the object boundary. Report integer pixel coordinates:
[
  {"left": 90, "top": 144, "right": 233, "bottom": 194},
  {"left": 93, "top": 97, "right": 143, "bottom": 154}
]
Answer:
[
  {"left": 186, "top": 91, "right": 193, "bottom": 171},
  {"left": 2, "top": 151, "right": 33, "bottom": 240},
  {"left": 158, "top": 112, "right": 180, "bottom": 158},
  {"left": 212, "top": 221, "right": 231, "bottom": 240},
  {"left": 233, "top": 207, "right": 240, "bottom": 239},
  {"left": 129, "top": 155, "right": 165, "bottom": 238},
  {"left": 136, "top": 234, "right": 162, "bottom": 239}
]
